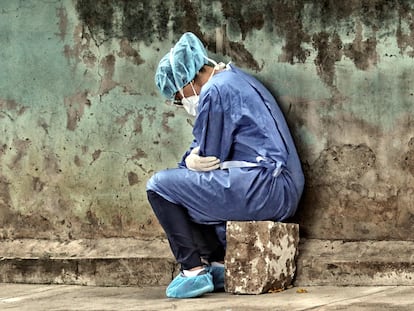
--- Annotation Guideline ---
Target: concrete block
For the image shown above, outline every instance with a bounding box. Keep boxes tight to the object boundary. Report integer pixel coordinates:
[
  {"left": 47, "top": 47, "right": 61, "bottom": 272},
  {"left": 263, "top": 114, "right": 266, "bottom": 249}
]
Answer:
[{"left": 225, "top": 221, "right": 299, "bottom": 294}]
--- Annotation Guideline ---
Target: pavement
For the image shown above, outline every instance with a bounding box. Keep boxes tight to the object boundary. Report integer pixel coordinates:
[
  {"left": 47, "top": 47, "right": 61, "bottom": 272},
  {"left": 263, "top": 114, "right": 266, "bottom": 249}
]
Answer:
[{"left": 1, "top": 284, "right": 413, "bottom": 311}]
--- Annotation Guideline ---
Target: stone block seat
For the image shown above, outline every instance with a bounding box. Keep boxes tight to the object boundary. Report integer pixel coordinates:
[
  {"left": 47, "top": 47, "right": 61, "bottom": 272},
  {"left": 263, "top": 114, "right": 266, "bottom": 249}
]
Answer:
[{"left": 224, "top": 221, "right": 299, "bottom": 294}]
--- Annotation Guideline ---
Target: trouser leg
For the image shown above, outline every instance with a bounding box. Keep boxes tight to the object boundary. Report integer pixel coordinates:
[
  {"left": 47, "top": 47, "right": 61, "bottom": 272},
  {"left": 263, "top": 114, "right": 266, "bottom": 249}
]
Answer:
[
  {"left": 191, "top": 222, "right": 226, "bottom": 263},
  {"left": 147, "top": 190, "right": 202, "bottom": 270},
  {"left": 214, "top": 222, "right": 227, "bottom": 251}
]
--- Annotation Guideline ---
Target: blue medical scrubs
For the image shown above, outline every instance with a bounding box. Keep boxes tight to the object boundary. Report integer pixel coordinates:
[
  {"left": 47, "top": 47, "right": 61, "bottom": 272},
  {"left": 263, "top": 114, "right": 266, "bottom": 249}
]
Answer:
[{"left": 147, "top": 64, "right": 304, "bottom": 245}]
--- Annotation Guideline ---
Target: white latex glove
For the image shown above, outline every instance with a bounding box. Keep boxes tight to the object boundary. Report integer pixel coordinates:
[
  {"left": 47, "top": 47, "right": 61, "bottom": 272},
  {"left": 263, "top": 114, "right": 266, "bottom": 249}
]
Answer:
[{"left": 185, "top": 146, "right": 220, "bottom": 172}]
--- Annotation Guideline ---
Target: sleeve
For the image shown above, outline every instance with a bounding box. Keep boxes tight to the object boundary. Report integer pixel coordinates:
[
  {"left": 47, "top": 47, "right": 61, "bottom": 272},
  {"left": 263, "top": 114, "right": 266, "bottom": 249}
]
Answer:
[{"left": 192, "top": 85, "right": 235, "bottom": 161}]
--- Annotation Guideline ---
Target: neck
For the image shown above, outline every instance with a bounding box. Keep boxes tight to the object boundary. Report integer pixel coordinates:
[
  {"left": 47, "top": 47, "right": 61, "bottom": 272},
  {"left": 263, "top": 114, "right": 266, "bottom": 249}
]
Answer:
[{"left": 193, "top": 66, "right": 215, "bottom": 92}]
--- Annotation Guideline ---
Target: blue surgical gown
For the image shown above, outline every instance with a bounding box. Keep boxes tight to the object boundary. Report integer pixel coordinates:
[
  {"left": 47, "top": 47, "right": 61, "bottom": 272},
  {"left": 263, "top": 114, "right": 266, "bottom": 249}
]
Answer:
[{"left": 147, "top": 65, "right": 304, "bottom": 227}]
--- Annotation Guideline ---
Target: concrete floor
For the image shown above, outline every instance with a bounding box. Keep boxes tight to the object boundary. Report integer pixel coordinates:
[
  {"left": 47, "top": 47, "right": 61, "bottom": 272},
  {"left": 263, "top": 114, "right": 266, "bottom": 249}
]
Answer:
[{"left": 1, "top": 284, "right": 413, "bottom": 311}]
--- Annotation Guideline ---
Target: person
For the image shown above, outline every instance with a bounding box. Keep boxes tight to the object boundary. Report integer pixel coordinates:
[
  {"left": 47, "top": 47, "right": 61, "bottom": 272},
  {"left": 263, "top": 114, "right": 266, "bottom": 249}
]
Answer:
[{"left": 147, "top": 32, "right": 304, "bottom": 299}]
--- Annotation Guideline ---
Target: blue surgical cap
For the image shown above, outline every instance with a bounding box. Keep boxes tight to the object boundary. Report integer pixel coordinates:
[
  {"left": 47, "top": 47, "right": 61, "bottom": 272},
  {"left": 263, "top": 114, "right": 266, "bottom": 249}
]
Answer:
[{"left": 155, "top": 32, "right": 208, "bottom": 99}]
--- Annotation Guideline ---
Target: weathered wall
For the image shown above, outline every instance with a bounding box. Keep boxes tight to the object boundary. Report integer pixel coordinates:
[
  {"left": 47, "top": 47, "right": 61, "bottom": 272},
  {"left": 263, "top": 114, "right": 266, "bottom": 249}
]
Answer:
[{"left": 0, "top": 0, "right": 413, "bottom": 242}]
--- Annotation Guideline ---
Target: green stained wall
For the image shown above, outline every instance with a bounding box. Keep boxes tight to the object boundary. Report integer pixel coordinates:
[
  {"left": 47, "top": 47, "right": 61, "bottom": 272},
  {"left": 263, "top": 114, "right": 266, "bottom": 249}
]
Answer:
[{"left": 0, "top": 0, "right": 413, "bottom": 241}]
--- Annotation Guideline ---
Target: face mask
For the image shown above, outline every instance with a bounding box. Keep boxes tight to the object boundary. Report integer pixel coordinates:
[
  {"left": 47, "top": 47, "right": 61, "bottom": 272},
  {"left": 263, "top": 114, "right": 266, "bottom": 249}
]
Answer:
[
  {"left": 180, "top": 82, "right": 199, "bottom": 116},
  {"left": 182, "top": 95, "right": 199, "bottom": 116}
]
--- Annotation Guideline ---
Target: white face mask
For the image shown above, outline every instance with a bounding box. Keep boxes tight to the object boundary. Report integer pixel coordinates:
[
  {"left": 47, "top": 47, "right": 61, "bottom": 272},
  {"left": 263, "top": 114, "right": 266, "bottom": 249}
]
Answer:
[
  {"left": 180, "top": 82, "right": 199, "bottom": 116},
  {"left": 182, "top": 95, "right": 199, "bottom": 116}
]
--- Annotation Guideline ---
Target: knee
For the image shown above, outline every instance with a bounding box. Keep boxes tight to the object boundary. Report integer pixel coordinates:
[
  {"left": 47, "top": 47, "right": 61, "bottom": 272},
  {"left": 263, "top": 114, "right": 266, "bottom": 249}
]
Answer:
[
  {"left": 146, "top": 170, "right": 174, "bottom": 192},
  {"left": 146, "top": 174, "right": 158, "bottom": 192}
]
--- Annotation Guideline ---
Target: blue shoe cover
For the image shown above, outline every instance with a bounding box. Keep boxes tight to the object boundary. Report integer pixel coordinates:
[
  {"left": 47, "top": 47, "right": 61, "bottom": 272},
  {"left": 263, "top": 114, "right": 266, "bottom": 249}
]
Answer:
[
  {"left": 166, "top": 271, "right": 214, "bottom": 298},
  {"left": 207, "top": 266, "right": 225, "bottom": 291}
]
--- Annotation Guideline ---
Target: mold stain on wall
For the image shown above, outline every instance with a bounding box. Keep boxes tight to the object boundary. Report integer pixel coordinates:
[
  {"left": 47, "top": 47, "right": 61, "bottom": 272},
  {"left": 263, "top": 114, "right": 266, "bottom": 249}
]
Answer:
[
  {"left": 343, "top": 22, "right": 378, "bottom": 70},
  {"left": 402, "top": 137, "right": 414, "bottom": 176},
  {"left": 64, "top": 91, "right": 91, "bottom": 131},
  {"left": 74, "top": 0, "right": 414, "bottom": 79},
  {"left": 55, "top": 6, "right": 68, "bottom": 41},
  {"left": 312, "top": 32, "right": 342, "bottom": 88},
  {"left": 0, "top": 99, "right": 28, "bottom": 119},
  {"left": 0, "top": 176, "right": 12, "bottom": 226},
  {"left": 99, "top": 54, "right": 118, "bottom": 95},
  {"left": 75, "top": 0, "right": 169, "bottom": 44},
  {"left": 118, "top": 38, "right": 145, "bottom": 65}
]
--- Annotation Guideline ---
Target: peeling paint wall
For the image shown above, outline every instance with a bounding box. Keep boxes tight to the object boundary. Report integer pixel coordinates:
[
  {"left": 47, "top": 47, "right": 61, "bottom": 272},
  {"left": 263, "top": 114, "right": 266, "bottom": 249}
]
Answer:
[{"left": 0, "top": 0, "right": 413, "bottom": 241}]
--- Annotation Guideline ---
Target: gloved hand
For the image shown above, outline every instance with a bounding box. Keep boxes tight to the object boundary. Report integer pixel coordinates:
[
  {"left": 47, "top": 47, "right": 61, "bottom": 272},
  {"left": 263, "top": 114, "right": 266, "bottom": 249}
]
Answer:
[{"left": 185, "top": 146, "right": 220, "bottom": 172}]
